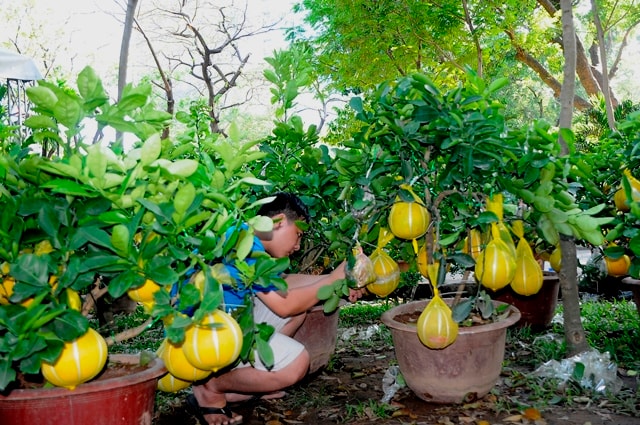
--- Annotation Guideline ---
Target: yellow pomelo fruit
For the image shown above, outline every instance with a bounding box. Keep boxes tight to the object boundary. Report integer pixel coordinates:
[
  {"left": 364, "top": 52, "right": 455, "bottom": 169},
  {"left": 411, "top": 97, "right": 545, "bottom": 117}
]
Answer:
[
  {"left": 0, "top": 277, "right": 33, "bottom": 307},
  {"left": 461, "top": 229, "right": 483, "bottom": 260},
  {"left": 34, "top": 240, "right": 54, "bottom": 256},
  {"left": 63, "top": 288, "right": 82, "bottom": 311},
  {"left": 496, "top": 221, "right": 516, "bottom": 258},
  {"left": 182, "top": 309, "right": 243, "bottom": 372},
  {"left": 157, "top": 338, "right": 210, "bottom": 381},
  {"left": 475, "top": 224, "right": 516, "bottom": 291},
  {"left": 367, "top": 250, "right": 400, "bottom": 297},
  {"left": 605, "top": 254, "right": 631, "bottom": 277},
  {"left": 417, "top": 243, "right": 428, "bottom": 278},
  {"left": 510, "top": 238, "right": 543, "bottom": 296},
  {"left": 127, "top": 279, "right": 162, "bottom": 303},
  {"left": 614, "top": 169, "right": 640, "bottom": 212},
  {"left": 549, "top": 245, "right": 562, "bottom": 272},
  {"left": 388, "top": 201, "right": 430, "bottom": 242},
  {"left": 485, "top": 193, "right": 504, "bottom": 221},
  {"left": 41, "top": 328, "right": 108, "bottom": 390},
  {"left": 0, "top": 277, "right": 14, "bottom": 305},
  {"left": 417, "top": 295, "right": 458, "bottom": 349},
  {"left": 157, "top": 372, "right": 191, "bottom": 393}
]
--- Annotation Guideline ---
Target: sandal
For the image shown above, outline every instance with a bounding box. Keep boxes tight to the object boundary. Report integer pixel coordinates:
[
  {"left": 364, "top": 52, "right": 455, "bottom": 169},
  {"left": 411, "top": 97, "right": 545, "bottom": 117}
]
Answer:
[{"left": 186, "top": 394, "right": 243, "bottom": 425}]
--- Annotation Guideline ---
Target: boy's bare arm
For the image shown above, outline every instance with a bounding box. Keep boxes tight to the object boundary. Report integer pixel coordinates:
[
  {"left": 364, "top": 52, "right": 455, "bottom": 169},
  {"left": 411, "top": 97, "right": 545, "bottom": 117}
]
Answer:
[{"left": 257, "top": 263, "right": 346, "bottom": 317}]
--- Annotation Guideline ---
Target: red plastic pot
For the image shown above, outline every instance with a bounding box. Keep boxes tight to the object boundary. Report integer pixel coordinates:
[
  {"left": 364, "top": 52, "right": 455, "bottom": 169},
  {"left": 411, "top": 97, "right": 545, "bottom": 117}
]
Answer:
[{"left": 0, "top": 353, "right": 166, "bottom": 425}]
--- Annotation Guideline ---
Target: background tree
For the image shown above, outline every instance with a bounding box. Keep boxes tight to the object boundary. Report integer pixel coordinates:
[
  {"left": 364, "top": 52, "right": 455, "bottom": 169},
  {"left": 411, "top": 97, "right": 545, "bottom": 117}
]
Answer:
[
  {"left": 291, "top": 0, "right": 640, "bottom": 118},
  {"left": 133, "top": 0, "right": 282, "bottom": 136}
]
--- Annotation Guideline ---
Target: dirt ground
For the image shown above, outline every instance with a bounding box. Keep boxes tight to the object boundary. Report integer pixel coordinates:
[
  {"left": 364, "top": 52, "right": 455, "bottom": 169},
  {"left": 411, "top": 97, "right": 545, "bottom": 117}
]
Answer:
[{"left": 154, "top": 320, "right": 639, "bottom": 425}]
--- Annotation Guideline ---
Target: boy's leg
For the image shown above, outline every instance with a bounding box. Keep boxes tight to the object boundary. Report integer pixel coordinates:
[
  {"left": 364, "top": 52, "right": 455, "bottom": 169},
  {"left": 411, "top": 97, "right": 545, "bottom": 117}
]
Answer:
[
  {"left": 254, "top": 296, "right": 306, "bottom": 336},
  {"left": 193, "top": 333, "right": 309, "bottom": 423}
]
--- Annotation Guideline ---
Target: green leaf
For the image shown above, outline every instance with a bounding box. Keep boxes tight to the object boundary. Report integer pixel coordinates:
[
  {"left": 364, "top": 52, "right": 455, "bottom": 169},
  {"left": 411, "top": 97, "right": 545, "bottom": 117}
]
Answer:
[
  {"left": 42, "top": 179, "right": 97, "bottom": 197},
  {"left": 256, "top": 323, "right": 275, "bottom": 369},
  {"left": 236, "top": 230, "right": 255, "bottom": 262},
  {"left": 317, "top": 284, "right": 334, "bottom": 300},
  {"left": 323, "top": 293, "right": 340, "bottom": 313},
  {"left": 248, "top": 215, "right": 273, "bottom": 233},
  {"left": 165, "top": 159, "right": 199, "bottom": 178},
  {"left": 51, "top": 310, "right": 89, "bottom": 341},
  {"left": 0, "top": 357, "right": 17, "bottom": 392},
  {"left": 140, "top": 134, "right": 162, "bottom": 166},
  {"left": 26, "top": 86, "right": 58, "bottom": 110}
]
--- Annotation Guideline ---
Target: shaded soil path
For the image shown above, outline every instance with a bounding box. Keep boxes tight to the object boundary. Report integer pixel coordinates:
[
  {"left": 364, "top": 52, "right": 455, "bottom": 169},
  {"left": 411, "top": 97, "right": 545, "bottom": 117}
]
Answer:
[{"left": 155, "top": 322, "right": 639, "bottom": 425}]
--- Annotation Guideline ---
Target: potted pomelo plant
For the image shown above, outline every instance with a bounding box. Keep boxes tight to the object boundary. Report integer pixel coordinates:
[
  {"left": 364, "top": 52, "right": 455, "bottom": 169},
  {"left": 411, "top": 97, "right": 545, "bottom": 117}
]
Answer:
[
  {"left": 0, "top": 67, "right": 279, "bottom": 424},
  {"left": 326, "top": 71, "right": 613, "bottom": 403}
]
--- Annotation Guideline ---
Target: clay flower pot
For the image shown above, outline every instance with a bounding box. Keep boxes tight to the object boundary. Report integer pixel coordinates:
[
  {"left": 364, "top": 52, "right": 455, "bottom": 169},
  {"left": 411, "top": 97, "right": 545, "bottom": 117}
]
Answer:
[
  {"left": 293, "top": 302, "right": 345, "bottom": 374},
  {"left": 0, "top": 353, "right": 166, "bottom": 425},
  {"left": 494, "top": 272, "right": 560, "bottom": 330},
  {"left": 381, "top": 299, "right": 521, "bottom": 404}
]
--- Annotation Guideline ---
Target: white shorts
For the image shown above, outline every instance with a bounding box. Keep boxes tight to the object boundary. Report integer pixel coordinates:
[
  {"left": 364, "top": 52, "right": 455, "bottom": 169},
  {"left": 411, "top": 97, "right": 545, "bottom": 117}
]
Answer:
[{"left": 236, "top": 297, "right": 305, "bottom": 371}]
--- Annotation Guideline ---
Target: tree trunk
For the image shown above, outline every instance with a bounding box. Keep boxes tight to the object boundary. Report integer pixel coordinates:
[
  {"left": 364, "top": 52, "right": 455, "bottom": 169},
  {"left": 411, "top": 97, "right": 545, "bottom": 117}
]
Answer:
[
  {"left": 557, "top": 0, "right": 589, "bottom": 357},
  {"left": 116, "top": 0, "right": 139, "bottom": 146},
  {"left": 590, "top": 0, "right": 616, "bottom": 131},
  {"left": 118, "top": 0, "right": 139, "bottom": 101}
]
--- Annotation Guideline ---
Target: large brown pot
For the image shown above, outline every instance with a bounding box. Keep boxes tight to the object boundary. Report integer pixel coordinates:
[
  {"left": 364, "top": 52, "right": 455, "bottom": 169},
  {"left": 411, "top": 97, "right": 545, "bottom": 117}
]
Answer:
[
  {"left": 0, "top": 353, "right": 166, "bottom": 425},
  {"left": 293, "top": 302, "right": 344, "bottom": 374},
  {"left": 494, "top": 272, "right": 560, "bottom": 330},
  {"left": 621, "top": 277, "right": 640, "bottom": 315},
  {"left": 381, "top": 299, "right": 520, "bottom": 404}
]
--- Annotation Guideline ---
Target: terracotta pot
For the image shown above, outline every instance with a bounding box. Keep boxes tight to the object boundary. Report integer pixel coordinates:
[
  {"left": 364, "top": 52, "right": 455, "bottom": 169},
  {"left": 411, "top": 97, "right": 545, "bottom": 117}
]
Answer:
[
  {"left": 381, "top": 299, "right": 521, "bottom": 404},
  {"left": 0, "top": 353, "right": 166, "bottom": 425},
  {"left": 493, "top": 272, "right": 560, "bottom": 330},
  {"left": 621, "top": 277, "right": 640, "bottom": 315},
  {"left": 293, "top": 302, "right": 344, "bottom": 374}
]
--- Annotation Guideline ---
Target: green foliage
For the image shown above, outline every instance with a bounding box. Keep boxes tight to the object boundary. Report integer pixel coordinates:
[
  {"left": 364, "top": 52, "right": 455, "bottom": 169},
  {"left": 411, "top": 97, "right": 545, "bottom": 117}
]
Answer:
[
  {"left": 0, "top": 66, "right": 280, "bottom": 391},
  {"left": 584, "top": 108, "right": 640, "bottom": 277}
]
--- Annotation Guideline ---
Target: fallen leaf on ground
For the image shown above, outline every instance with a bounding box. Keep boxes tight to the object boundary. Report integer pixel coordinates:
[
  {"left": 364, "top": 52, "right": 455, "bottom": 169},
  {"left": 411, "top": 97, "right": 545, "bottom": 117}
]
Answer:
[
  {"left": 523, "top": 407, "right": 541, "bottom": 420},
  {"left": 391, "top": 408, "right": 411, "bottom": 417},
  {"left": 503, "top": 414, "right": 523, "bottom": 422}
]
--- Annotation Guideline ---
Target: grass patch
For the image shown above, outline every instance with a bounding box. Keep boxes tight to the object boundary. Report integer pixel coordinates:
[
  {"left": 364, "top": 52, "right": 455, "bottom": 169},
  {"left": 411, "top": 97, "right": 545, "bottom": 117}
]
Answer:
[{"left": 338, "top": 300, "right": 395, "bottom": 327}]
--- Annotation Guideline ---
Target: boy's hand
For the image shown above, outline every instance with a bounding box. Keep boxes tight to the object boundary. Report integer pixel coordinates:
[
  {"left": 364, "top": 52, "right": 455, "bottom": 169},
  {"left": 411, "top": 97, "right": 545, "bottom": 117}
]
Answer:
[{"left": 348, "top": 287, "right": 367, "bottom": 303}]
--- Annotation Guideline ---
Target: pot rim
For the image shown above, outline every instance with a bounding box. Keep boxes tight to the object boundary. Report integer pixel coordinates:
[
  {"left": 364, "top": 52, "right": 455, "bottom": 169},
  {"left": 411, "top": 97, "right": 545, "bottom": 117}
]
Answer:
[
  {"left": 1, "top": 353, "right": 166, "bottom": 400},
  {"left": 380, "top": 298, "right": 521, "bottom": 334}
]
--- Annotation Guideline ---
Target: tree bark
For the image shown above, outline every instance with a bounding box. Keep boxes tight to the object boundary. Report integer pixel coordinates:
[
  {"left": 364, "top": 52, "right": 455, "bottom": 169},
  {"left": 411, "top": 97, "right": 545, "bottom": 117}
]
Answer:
[
  {"left": 590, "top": 0, "right": 616, "bottom": 130},
  {"left": 506, "top": 30, "right": 592, "bottom": 110},
  {"left": 557, "top": 0, "right": 589, "bottom": 357},
  {"left": 537, "top": 0, "right": 606, "bottom": 102},
  {"left": 118, "top": 0, "right": 139, "bottom": 101}
]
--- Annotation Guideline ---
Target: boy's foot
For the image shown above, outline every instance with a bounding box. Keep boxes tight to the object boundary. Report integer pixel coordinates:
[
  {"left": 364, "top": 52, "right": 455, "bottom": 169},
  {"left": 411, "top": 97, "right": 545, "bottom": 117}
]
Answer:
[{"left": 186, "top": 393, "right": 243, "bottom": 425}]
